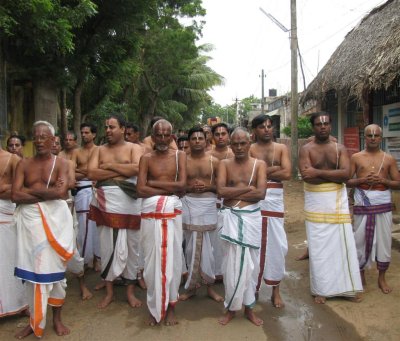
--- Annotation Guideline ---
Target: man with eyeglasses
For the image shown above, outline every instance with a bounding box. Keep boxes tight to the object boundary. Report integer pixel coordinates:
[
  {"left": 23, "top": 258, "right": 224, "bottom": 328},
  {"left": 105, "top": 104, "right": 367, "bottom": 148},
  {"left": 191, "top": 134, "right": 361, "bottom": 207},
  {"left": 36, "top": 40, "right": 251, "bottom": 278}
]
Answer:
[
  {"left": 299, "top": 112, "right": 362, "bottom": 304},
  {"left": 347, "top": 124, "right": 400, "bottom": 294}
]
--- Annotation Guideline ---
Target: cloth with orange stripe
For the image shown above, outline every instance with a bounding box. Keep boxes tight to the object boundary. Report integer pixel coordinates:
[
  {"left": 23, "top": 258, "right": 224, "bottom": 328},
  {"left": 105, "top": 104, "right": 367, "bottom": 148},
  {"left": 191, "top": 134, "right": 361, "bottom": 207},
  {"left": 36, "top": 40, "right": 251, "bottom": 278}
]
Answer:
[
  {"left": 14, "top": 200, "right": 74, "bottom": 337},
  {"left": 0, "top": 199, "right": 28, "bottom": 318},
  {"left": 256, "top": 182, "right": 288, "bottom": 291},
  {"left": 304, "top": 182, "right": 363, "bottom": 298},
  {"left": 141, "top": 195, "right": 183, "bottom": 323}
]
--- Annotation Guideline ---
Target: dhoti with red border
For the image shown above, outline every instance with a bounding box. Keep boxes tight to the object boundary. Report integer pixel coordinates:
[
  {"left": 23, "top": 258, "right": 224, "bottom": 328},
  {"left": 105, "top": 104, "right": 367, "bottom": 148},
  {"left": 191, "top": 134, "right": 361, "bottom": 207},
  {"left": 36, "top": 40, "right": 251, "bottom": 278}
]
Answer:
[{"left": 141, "top": 195, "right": 182, "bottom": 323}]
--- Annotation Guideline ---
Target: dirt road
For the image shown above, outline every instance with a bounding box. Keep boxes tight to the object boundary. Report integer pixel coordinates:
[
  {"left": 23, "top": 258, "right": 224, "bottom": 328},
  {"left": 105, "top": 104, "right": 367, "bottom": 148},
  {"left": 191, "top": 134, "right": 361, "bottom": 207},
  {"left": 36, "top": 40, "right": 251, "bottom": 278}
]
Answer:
[{"left": 1, "top": 180, "right": 399, "bottom": 340}]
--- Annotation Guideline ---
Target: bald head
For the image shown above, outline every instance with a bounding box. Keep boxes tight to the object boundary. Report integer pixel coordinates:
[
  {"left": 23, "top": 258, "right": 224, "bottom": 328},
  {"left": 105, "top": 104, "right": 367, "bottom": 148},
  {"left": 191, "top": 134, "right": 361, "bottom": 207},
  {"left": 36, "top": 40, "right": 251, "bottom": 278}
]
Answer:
[
  {"left": 152, "top": 119, "right": 172, "bottom": 133},
  {"left": 364, "top": 124, "right": 382, "bottom": 137}
]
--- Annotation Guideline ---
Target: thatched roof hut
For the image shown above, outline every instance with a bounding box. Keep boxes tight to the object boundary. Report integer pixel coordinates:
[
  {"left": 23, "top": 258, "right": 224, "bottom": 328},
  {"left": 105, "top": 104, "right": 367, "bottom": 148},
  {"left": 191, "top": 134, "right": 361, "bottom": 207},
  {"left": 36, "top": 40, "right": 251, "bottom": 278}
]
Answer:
[{"left": 302, "top": 0, "right": 400, "bottom": 103}]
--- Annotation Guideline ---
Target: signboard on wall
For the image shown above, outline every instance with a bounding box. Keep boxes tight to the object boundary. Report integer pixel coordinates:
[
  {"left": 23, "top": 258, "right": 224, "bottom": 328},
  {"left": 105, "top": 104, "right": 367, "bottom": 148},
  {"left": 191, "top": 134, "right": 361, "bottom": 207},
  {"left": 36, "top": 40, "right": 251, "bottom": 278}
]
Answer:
[
  {"left": 343, "top": 127, "right": 360, "bottom": 156},
  {"left": 382, "top": 102, "right": 400, "bottom": 137}
]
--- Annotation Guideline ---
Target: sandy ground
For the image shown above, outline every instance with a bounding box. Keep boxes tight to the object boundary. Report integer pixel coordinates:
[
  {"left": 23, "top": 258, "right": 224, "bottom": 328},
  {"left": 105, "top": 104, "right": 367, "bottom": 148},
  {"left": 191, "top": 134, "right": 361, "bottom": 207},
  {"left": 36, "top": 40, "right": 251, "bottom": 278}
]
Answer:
[{"left": 1, "top": 180, "right": 400, "bottom": 340}]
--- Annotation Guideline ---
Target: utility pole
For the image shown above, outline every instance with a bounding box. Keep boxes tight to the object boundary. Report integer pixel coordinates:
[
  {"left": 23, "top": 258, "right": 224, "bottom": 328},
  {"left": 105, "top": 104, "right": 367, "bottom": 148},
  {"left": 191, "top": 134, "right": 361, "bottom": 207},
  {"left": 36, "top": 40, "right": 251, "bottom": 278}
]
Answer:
[
  {"left": 290, "top": 0, "right": 299, "bottom": 179},
  {"left": 234, "top": 97, "right": 240, "bottom": 126},
  {"left": 260, "top": 69, "right": 266, "bottom": 114}
]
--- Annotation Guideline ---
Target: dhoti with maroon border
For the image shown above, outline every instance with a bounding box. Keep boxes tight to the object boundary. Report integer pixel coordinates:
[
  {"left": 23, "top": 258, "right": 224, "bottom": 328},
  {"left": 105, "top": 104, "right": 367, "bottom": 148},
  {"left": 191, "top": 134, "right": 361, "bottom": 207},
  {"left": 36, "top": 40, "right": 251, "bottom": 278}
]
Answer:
[
  {"left": 0, "top": 199, "right": 28, "bottom": 318},
  {"left": 14, "top": 200, "right": 74, "bottom": 337},
  {"left": 353, "top": 185, "right": 392, "bottom": 272},
  {"left": 89, "top": 185, "right": 141, "bottom": 283},
  {"left": 182, "top": 192, "right": 217, "bottom": 290},
  {"left": 140, "top": 195, "right": 182, "bottom": 323},
  {"left": 304, "top": 183, "right": 362, "bottom": 298},
  {"left": 256, "top": 182, "right": 287, "bottom": 293}
]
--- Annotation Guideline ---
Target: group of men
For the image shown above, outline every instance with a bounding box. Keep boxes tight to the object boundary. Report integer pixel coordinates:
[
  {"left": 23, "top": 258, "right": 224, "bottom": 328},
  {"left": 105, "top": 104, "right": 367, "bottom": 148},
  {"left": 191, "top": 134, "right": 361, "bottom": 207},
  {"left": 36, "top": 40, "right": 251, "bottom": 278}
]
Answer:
[{"left": 0, "top": 110, "right": 398, "bottom": 338}]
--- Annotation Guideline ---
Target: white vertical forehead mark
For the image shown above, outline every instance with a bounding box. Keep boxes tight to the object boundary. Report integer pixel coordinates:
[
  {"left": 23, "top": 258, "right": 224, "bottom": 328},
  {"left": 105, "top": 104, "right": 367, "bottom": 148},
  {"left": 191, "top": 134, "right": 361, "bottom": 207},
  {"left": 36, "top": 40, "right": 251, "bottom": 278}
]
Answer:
[
  {"left": 320, "top": 116, "right": 326, "bottom": 124},
  {"left": 217, "top": 127, "right": 224, "bottom": 134},
  {"left": 371, "top": 129, "right": 376, "bottom": 138}
]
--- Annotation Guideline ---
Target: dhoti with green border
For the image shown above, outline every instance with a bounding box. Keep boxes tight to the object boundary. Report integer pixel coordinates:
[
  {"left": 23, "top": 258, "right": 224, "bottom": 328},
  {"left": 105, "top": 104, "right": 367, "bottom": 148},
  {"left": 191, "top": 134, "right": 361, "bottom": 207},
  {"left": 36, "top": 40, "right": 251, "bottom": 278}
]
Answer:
[{"left": 220, "top": 203, "right": 261, "bottom": 311}]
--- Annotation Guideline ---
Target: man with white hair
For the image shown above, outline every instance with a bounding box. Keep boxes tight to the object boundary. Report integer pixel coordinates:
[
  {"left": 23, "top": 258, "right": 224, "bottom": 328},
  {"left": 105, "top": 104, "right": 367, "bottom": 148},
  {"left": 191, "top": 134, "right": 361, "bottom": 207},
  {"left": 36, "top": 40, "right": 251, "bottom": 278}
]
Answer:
[
  {"left": 13, "top": 121, "right": 73, "bottom": 338},
  {"left": 217, "top": 127, "right": 266, "bottom": 326},
  {"left": 348, "top": 124, "right": 400, "bottom": 294}
]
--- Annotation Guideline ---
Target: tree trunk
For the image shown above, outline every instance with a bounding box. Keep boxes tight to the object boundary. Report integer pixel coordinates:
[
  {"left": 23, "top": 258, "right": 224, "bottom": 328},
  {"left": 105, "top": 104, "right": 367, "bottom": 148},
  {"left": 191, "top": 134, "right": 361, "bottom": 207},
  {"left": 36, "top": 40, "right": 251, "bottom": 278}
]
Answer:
[
  {"left": 140, "top": 95, "right": 157, "bottom": 138},
  {"left": 60, "top": 88, "right": 68, "bottom": 138},
  {"left": 73, "top": 81, "right": 84, "bottom": 145},
  {"left": 33, "top": 79, "right": 60, "bottom": 129}
]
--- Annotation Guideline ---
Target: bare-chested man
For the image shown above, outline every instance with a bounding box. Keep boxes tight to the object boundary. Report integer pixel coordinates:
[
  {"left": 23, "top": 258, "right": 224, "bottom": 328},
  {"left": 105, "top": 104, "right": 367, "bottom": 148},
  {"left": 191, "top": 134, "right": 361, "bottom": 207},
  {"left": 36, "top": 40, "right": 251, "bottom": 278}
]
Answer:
[
  {"left": 347, "top": 124, "right": 400, "bottom": 294},
  {"left": 177, "top": 135, "right": 190, "bottom": 154},
  {"left": 202, "top": 124, "right": 213, "bottom": 152},
  {"left": 137, "top": 119, "right": 186, "bottom": 326},
  {"left": 12, "top": 121, "right": 73, "bottom": 338},
  {"left": 250, "top": 114, "right": 291, "bottom": 308},
  {"left": 71, "top": 123, "right": 100, "bottom": 271},
  {"left": 125, "top": 122, "right": 151, "bottom": 154},
  {"left": 0, "top": 140, "right": 28, "bottom": 319},
  {"left": 142, "top": 116, "right": 178, "bottom": 151},
  {"left": 217, "top": 127, "right": 266, "bottom": 326},
  {"left": 179, "top": 126, "right": 223, "bottom": 303},
  {"left": 299, "top": 112, "right": 362, "bottom": 304},
  {"left": 59, "top": 131, "right": 78, "bottom": 160},
  {"left": 211, "top": 122, "right": 234, "bottom": 280},
  {"left": 88, "top": 115, "right": 144, "bottom": 309}
]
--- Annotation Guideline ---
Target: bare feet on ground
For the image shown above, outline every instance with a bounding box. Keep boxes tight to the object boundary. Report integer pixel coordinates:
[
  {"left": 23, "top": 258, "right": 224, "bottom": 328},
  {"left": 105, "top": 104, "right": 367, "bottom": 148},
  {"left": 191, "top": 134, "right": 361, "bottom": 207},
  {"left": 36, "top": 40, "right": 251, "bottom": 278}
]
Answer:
[
  {"left": 79, "top": 279, "right": 93, "bottom": 300},
  {"left": 15, "top": 325, "right": 33, "bottom": 339},
  {"left": 207, "top": 286, "right": 224, "bottom": 302},
  {"left": 94, "top": 280, "right": 106, "bottom": 291},
  {"left": 296, "top": 248, "right": 309, "bottom": 261},
  {"left": 93, "top": 257, "right": 102, "bottom": 272},
  {"left": 345, "top": 293, "right": 363, "bottom": 303},
  {"left": 53, "top": 319, "right": 70, "bottom": 336},
  {"left": 164, "top": 306, "right": 178, "bottom": 326},
  {"left": 127, "top": 285, "right": 142, "bottom": 308},
  {"left": 244, "top": 307, "right": 264, "bottom": 326},
  {"left": 97, "top": 294, "right": 114, "bottom": 309},
  {"left": 314, "top": 295, "right": 326, "bottom": 304},
  {"left": 179, "top": 289, "right": 196, "bottom": 301},
  {"left": 378, "top": 276, "right": 392, "bottom": 294},
  {"left": 218, "top": 310, "right": 235, "bottom": 325},
  {"left": 146, "top": 314, "right": 158, "bottom": 326},
  {"left": 271, "top": 286, "right": 285, "bottom": 308}
]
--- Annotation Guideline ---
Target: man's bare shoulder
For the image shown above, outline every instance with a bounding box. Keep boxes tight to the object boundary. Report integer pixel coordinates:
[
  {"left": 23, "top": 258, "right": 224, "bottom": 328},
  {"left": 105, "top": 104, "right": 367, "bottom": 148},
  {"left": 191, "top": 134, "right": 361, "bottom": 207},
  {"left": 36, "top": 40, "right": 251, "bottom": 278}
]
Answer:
[
  {"left": 350, "top": 150, "right": 365, "bottom": 160},
  {"left": 274, "top": 141, "right": 288, "bottom": 151}
]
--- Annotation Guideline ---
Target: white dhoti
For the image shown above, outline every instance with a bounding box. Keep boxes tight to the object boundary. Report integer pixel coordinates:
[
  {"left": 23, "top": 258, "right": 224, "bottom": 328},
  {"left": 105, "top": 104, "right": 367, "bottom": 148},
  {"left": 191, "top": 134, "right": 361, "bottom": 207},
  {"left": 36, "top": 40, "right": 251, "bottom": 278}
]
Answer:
[
  {"left": 256, "top": 183, "right": 288, "bottom": 292},
  {"left": 75, "top": 180, "right": 100, "bottom": 267},
  {"left": 304, "top": 183, "right": 362, "bottom": 298},
  {"left": 221, "top": 204, "right": 261, "bottom": 311},
  {"left": 89, "top": 185, "right": 141, "bottom": 283},
  {"left": 0, "top": 199, "right": 27, "bottom": 317},
  {"left": 141, "top": 195, "right": 182, "bottom": 323},
  {"left": 182, "top": 193, "right": 217, "bottom": 290},
  {"left": 14, "top": 200, "right": 73, "bottom": 337},
  {"left": 353, "top": 187, "right": 392, "bottom": 271},
  {"left": 213, "top": 199, "right": 224, "bottom": 276}
]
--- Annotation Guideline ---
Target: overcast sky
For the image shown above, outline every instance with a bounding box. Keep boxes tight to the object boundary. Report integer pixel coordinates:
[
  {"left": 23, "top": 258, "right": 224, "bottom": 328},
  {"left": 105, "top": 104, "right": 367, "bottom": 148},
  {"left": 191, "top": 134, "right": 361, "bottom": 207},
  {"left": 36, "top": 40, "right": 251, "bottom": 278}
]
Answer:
[{"left": 198, "top": 0, "right": 386, "bottom": 105}]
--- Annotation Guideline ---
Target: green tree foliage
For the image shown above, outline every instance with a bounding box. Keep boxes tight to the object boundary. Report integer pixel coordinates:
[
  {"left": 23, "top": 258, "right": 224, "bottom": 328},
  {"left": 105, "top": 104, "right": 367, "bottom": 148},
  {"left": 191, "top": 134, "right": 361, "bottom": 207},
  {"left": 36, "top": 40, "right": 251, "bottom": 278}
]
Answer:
[{"left": 282, "top": 115, "right": 313, "bottom": 138}]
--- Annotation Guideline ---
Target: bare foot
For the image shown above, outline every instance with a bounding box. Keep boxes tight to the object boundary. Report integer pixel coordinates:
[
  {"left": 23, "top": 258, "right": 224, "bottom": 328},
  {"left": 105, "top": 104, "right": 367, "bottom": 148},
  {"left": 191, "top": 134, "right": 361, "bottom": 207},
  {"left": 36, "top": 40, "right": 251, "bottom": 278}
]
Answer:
[
  {"left": 345, "top": 293, "right": 363, "bottom": 303},
  {"left": 15, "top": 325, "right": 33, "bottom": 339},
  {"left": 53, "top": 319, "right": 70, "bottom": 336},
  {"left": 271, "top": 286, "right": 285, "bottom": 308},
  {"left": 378, "top": 277, "right": 392, "bottom": 294},
  {"left": 207, "top": 286, "right": 224, "bottom": 302},
  {"left": 93, "top": 257, "right": 102, "bottom": 272},
  {"left": 79, "top": 278, "right": 93, "bottom": 300},
  {"left": 218, "top": 310, "right": 235, "bottom": 325},
  {"left": 137, "top": 277, "right": 147, "bottom": 290},
  {"left": 244, "top": 307, "right": 263, "bottom": 326},
  {"left": 146, "top": 314, "right": 158, "bottom": 326},
  {"left": 296, "top": 248, "right": 309, "bottom": 261},
  {"left": 97, "top": 294, "right": 114, "bottom": 309},
  {"left": 361, "top": 270, "right": 366, "bottom": 286},
  {"left": 314, "top": 295, "right": 326, "bottom": 304},
  {"left": 94, "top": 280, "right": 106, "bottom": 291},
  {"left": 179, "top": 290, "right": 196, "bottom": 301},
  {"left": 164, "top": 306, "right": 178, "bottom": 326},
  {"left": 127, "top": 285, "right": 142, "bottom": 308}
]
